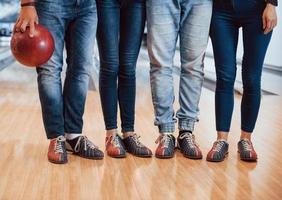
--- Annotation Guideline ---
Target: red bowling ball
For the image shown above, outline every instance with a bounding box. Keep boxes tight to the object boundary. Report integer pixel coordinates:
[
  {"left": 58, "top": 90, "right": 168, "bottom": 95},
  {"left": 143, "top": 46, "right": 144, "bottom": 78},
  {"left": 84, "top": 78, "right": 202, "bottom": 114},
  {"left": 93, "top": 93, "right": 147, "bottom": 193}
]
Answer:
[{"left": 10, "top": 24, "right": 55, "bottom": 67}]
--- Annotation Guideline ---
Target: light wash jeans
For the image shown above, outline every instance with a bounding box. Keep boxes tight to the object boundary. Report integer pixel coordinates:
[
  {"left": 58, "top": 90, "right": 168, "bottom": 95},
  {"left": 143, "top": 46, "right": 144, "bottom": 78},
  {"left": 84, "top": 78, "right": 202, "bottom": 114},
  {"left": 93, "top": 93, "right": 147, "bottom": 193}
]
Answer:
[
  {"left": 36, "top": 0, "right": 97, "bottom": 139},
  {"left": 147, "top": 0, "right": 212, "bottom": 133}
]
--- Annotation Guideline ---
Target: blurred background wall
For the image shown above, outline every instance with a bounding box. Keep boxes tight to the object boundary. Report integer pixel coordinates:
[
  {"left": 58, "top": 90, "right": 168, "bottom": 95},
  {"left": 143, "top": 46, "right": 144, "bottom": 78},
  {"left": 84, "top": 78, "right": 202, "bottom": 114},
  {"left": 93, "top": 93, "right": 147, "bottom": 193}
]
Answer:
[{"left": 0, "top": 0, "right": 281, "bottom": 95}]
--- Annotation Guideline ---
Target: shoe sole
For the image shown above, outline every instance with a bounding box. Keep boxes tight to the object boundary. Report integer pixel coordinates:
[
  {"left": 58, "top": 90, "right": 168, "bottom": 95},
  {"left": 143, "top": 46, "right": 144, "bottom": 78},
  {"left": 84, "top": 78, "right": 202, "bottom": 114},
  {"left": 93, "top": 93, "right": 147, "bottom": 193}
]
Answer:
[
  {"left": 206, "top": 152, "right": 229, "bottom": 162},
  {"left": 155, "top": 153, "right": 175, "bottom": 159},
  {"left": 48, "top": 159, "right": 68, "bottom": 164},
  {"left": 125, "top": 149, "right": 152, "bottom": 158},
  {"left": 240, "top": 158, "right": 257, "bottom": 162},
  {"left": 183, "top": 154, "right": 203, "bottom": 160},
  {"left": 130, "top": 153, "right": 153, "bottom": 158},
  {"left": 107, "top": 154, "right": 127, "bottom": 158}
]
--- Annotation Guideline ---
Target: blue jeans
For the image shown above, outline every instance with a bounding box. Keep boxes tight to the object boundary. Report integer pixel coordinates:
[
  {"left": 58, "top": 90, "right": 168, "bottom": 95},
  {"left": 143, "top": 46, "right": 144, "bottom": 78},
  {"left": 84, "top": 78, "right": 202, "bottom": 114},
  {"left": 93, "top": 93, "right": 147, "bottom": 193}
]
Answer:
[
  {"left": 147, "top": 0, "right": 212, "bottom": 133},
  {"left": 35, "top": 0, "right": 97, "bottom": 139},
  {"left": 210, "top": 0, "right": 272, "bottom": 133},
  {"left": 96, "top": 0, "right": 146, "bottom": 133}
]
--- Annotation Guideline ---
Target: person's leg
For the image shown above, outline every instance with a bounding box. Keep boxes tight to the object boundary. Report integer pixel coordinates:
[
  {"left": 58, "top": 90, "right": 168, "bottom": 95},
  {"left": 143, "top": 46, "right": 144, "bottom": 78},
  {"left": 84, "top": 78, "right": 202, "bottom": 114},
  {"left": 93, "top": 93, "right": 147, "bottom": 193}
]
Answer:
[
  {"left": 118, "top": 0, "right": 146, "bottom": 135},
  {"left": 62, "top": 1, "right": 104, "bottom": 160},
  {"left": 96, "top": 0, "right": 126, "bottom": 158},
  {"left": 211, "top": 10, "right": 239, "bottom": 139},
  {"left": 118, "top": 0, "right": 152, "bottom": 157},
  {"left": 36, "top": 5, "right": 66, "bottom": 140},
  {"left": 176, "top": 0, "right": 212, "bottom": 159},
  {"left": 63, "top": 4, "right": 96, "bottom": 136},
  {"left": 96, "top": 0, "right": 120, "bottom": 133},
  {"left": 238, "top": 3, "right": 272, "bottom": 161},
  {"left": 35, "top": 1, "right": 68, "bottom": 164},
  {"left": 177, "top": 0, "right": 212, "bottom": 133},
  {"left": 147, "top": 0, "right": 180, "bottom": 158},
  {"left": 206, "top": 7, "right": 239, "bottom": 162},
  {"left": 240, "top": 14, "right": 272, "bottom": 136},
  {"left": 147, "top": 0, "right": 179, "bottom": 134}
]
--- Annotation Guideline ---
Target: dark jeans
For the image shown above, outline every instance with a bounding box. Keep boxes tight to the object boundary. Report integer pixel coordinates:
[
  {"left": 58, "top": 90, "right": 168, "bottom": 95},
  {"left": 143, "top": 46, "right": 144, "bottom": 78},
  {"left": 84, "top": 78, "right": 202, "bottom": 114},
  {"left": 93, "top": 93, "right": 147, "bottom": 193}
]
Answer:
[
  {"left": 96, "top": 0, "right": 146, "bottom": 132},
  {"left": 36, "top": 0, "right": 97, "bottom": 139},
  {"left": 210, "top": 0, "right": 272, "bottom": 133}
]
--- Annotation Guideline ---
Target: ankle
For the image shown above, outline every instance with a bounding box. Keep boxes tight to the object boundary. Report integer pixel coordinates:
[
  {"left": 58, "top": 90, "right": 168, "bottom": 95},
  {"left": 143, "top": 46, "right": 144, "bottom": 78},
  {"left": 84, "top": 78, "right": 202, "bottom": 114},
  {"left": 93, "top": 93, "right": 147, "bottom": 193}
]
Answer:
[
  {"left": 123, "top": 131, "right": 134, "bottom": 138},
  {"left": 106, "top": 129, "right": 118, "bottom": 138},
  {"left": 240, "top": 131, "right": 252, "bottom": 141},
  {"left": 217, "top": 131, "right": 228, "bottom": 141}
]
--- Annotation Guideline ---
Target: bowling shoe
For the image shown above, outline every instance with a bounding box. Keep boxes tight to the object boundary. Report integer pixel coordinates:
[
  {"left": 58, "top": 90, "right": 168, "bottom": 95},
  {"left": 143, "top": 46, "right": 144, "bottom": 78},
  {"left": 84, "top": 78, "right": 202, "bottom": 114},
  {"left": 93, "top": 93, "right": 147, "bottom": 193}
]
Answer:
[
  {"left": 206, "top": 139, "right": 229, "bottom": 162},
  {"left": 47, "top": 135, "right": 68, "bottom": 164},
  {"left": 177, "top": 132, "right": 203, "bottom": 159},
  {"left": 66, "top": 136, "right": 104, "bottom": 160},
  {"left": 238, "top": 138, "right": 257, "bottom": 162},
  {"left": 122, "top": 134, "right": 152, "bottom": 157},
  {"left": 105, "top": 134, "right": 126, "bottom": 158},
  {"left": 155, "top": 134, "right": 176, "bottom": 159}
]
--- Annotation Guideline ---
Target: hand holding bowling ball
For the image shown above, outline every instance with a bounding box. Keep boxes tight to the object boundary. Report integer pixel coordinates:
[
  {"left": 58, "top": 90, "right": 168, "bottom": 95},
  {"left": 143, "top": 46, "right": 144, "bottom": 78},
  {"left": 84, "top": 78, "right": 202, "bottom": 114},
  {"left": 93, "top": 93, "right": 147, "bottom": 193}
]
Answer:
[{"left": 11, "top": 23, "right": 55, "bottom": 67}]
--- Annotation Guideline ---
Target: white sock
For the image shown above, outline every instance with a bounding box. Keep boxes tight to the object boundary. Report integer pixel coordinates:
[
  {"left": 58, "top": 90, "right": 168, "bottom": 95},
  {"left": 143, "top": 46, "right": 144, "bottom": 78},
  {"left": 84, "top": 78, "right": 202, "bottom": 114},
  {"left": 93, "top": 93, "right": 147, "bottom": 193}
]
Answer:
[
  {"left": 161, "top": 132, "right": 173, "bottom": 135},
  {"left": 65, "top": 133, "right": 81, "bottom": 140}
]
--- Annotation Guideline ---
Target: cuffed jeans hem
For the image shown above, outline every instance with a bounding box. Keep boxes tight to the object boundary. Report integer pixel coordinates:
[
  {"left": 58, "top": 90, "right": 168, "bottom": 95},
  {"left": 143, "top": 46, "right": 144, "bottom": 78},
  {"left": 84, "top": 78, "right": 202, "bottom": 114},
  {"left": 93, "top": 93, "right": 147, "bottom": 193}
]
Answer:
[
  {"left": 178, "top": 120, "right": 196, "bottom": 132},
  {"left": 158, "top": 123, "right": 175, "bottom": 133},
  {"left": 46, "top": 133, "right": 64, "bottom": 140},
  {"left": 241, "top": 126, "right": 254, "bottom": 133},
  {"left": 105, "top": 126, "right": 118, "bottom": 131},
  {"left": 121, "top": 128, "right": 135, "bottom": 133},
  {"left": 216, "top": 128, "right": 230, "bottom": 133}
]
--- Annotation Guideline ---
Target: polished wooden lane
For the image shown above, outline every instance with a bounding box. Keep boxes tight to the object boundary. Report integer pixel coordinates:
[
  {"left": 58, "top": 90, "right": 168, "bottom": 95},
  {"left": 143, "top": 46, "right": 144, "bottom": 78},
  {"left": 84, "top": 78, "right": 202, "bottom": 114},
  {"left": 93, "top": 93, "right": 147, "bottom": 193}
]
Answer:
[{"left": 0, "top": 60, "right": 282, "bottom": 200}]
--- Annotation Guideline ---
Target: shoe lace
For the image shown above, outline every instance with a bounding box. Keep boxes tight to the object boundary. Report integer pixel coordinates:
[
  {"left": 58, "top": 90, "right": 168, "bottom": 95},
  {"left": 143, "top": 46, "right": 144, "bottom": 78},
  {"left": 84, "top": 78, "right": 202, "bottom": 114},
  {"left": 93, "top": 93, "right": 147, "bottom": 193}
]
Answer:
[
  {"left": 179, "top": 132, "right": 197, "bottom": 148},
  {"left": 111, "top": 135, "right": 121, "bottom": 148},
  {"left": 213, "top": 140, "right": 225, "bottom": 152},
  {"left": 131, "top": 134, "right": 144, "bottom": 147},
  {"left": 55, "top": 136, "right": 66, "bottom": 154},
  {"left": 241, "top": 139, "right": 252, "bottom": 151},
  {"left": 74, "top": 136, "right": 98, "bottom": 152},
  {"left": 155, "top": 134, "right": 172, "bottom": 148}
]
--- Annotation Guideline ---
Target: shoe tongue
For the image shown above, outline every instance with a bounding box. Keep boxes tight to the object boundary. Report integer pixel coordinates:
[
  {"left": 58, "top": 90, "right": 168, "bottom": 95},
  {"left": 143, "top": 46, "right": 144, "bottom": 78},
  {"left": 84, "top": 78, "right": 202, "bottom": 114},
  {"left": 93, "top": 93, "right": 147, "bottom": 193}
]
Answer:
[
  {"left": 182, "top": 132, "right": 192, "bottom": 137},
  {"left": 217, "top": 139, "right": 227, "bottom": 143},
  {"left": 106, "top": 133, "right": 118, "bottom": 139},
  {"left": 240, "top": 138, "right": 251, "bottom": 144}
]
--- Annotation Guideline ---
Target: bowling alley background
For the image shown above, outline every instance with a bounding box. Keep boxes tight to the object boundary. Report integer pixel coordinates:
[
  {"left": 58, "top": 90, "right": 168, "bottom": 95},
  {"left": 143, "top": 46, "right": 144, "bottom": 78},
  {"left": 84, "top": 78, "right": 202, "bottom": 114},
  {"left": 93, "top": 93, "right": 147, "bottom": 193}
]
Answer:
[{"left": 1, "top": 0, "right": 281, "bottom": 95}]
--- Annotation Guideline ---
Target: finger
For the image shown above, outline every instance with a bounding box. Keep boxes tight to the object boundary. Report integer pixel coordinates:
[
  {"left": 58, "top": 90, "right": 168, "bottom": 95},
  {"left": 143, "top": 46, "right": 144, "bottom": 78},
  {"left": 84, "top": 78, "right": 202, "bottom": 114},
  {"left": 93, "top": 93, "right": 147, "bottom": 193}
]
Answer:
[
  {"left": 264, "top": 19, "right": 272, "bottom": 34},
  {"left": 264, "top": 27, "right": 271, "bottom": 34},
  {"left": 29, "top": 21, "right": 35, "bottom": 37},
  {"left": 20, "top": 20, "right": 29, "bottom": 32},
  {"left": 35, "top": 17, "right": 39, "bottom": 24},
  {"left": 268, "top": 20, "right": 274, "bottom": 32},
  {"left": 262, "top": 16, "right": 266, "bottom": 30},
  {"left": 14, "top": 18, "right": 22, "bottom": 32}
]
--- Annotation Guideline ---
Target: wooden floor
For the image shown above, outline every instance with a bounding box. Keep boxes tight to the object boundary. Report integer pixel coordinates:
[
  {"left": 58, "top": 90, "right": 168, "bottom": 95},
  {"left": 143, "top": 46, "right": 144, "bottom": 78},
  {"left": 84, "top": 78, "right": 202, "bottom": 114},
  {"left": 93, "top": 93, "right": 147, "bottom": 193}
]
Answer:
[{"left": 0, "top": 60, "right": 282, "bottom": 200}]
